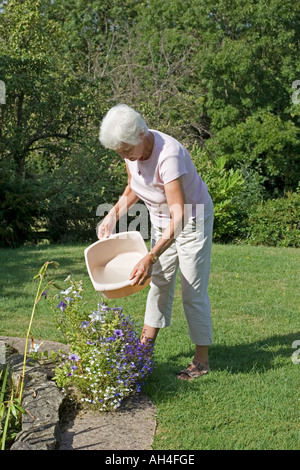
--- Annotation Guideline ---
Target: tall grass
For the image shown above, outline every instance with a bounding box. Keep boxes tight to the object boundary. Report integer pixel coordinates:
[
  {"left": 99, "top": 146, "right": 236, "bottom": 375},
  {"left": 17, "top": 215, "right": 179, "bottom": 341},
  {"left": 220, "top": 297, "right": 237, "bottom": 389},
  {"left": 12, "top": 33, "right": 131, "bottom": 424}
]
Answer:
[{"left": 0, "top": 243, "right": 299, "bottom": 450}]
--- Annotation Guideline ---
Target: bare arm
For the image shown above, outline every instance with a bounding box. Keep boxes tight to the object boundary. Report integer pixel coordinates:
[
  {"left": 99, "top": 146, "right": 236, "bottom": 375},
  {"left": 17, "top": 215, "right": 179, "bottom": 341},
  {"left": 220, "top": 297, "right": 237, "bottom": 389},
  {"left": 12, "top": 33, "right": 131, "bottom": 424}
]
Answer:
[
  {"left": 130, "top": 176, "right": 187, "bottom": 285},
  {"left": 150, "top": 176, "right": 186, "bottom": 258},
  {"left": 97, "top": 164, "right": 139, "bottom": 239}
]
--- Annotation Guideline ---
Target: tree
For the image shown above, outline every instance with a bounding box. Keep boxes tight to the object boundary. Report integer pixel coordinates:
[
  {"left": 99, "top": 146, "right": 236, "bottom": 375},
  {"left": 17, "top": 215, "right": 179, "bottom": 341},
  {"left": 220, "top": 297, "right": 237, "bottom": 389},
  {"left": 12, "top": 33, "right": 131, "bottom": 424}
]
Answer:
[
  {"left": 0, "top": 0, "right": 109, "bottom": 245},
  {"left": 0, "top": 0, "right": 96, "bottom": 178},
  {"left": 1, "top": 0, "right": 299, "bottom": 245},
  {"left": 187, "top": 0, "right": 300, "bottom": 193}
]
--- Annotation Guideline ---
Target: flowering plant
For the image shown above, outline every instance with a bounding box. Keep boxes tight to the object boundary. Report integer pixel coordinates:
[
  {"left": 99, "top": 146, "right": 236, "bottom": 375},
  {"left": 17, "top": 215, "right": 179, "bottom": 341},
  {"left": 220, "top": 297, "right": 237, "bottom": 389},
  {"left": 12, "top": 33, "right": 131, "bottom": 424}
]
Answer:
[{"left": 47, "top": 276, "right": 154, "bottom": 411}]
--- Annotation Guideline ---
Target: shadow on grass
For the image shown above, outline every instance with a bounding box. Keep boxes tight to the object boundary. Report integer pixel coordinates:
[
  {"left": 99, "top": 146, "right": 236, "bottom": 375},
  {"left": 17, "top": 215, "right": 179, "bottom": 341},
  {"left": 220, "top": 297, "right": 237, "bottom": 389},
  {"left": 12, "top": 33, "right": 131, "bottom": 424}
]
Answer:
[
  {"left": 209, "top": 331, "right": 300, "bottom": 373},
  {"left": 146, "top": 332, "right": 300, "bottom": 400}
]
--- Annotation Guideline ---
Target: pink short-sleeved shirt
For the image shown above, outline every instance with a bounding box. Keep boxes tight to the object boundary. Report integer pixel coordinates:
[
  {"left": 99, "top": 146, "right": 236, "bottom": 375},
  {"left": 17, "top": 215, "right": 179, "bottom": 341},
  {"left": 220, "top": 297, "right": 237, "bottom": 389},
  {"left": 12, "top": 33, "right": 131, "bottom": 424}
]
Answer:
[{"left": 125, "top": 130, "right": 210, "bottom": 228}]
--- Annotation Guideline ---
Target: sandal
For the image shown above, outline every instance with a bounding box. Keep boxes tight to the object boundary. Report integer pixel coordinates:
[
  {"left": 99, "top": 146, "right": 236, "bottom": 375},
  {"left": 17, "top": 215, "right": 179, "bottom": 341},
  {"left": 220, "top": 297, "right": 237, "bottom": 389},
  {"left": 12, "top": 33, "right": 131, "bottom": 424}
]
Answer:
[{"left": 177, "top": 359, "right": 210, "bottom": 380}]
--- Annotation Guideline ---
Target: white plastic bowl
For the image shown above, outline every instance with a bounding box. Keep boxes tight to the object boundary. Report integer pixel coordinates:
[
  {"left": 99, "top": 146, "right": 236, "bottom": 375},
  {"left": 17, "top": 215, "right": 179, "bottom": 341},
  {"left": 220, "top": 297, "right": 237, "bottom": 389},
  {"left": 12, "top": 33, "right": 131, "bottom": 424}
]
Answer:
[{"left": 84, "top": 231, "right": 151, "bottom": 299}]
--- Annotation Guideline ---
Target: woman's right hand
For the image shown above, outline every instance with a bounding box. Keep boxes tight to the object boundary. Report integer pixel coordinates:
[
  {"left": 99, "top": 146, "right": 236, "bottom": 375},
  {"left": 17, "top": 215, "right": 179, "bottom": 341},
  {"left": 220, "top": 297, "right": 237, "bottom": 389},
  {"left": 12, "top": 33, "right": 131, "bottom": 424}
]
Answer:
[{"left": 97, "top": 211, "right": 117, "bottom": 239}]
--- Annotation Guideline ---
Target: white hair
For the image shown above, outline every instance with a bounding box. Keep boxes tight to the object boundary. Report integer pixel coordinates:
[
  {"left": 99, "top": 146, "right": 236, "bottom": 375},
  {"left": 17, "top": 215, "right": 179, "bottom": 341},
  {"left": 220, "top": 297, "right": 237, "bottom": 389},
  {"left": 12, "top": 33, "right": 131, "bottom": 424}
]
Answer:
[{"left": 99, "top": 104, "right": 149, "bottom": 150}]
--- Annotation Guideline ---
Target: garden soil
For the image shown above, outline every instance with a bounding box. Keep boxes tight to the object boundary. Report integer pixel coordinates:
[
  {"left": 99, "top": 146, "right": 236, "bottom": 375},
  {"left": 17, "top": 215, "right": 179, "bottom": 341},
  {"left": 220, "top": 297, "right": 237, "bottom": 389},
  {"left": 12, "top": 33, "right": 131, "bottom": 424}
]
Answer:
[{"left": 1, "top": 336, "right": 157, "bottom": 451}]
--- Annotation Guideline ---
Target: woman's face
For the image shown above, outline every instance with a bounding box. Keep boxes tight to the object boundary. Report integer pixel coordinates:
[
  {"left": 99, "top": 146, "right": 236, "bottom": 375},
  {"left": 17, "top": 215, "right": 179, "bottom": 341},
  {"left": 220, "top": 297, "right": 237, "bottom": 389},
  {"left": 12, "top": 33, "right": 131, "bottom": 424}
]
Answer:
[{"left": 116, "top": 139, "right": 145, "bottom": 161}]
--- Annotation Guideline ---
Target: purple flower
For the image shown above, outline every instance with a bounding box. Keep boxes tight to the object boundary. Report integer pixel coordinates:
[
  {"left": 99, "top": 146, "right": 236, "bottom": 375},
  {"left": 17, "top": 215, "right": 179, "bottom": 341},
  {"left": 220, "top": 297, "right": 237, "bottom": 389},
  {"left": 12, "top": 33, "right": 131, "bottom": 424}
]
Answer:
[
  {"left": 80, "top": 321, "right": 90, "bottom": 329},
  {"left": 69, "top": 353, "right": 80, "bottom": 362},
  {"left": 71, "top": 365, "right": 78, "bottom": 370},
  {"left": 114, "top": 329, "right": 124, "bottom": 337},
  {"left": 100, "top": 303, "right": 111, "bottom": 312},
  {"left": 41, "top": 290, "right": 47, "bottom": 299},
  {"left": 56, "top": 301, "right": 67, "bottom": 313}
]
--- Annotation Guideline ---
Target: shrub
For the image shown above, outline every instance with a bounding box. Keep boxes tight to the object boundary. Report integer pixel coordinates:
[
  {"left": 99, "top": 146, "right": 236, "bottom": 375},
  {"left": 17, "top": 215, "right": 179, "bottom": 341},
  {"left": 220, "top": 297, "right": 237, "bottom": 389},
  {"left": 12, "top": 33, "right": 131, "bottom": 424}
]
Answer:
[
  {"left": 190, "top": 146, "right": 244, "bottom": 242},
  {"left": 246, "top": 192, "right": 300, "bottom": 247},
  {"left": 0, "top": 176, "right": 42, "bottom": 247},
  {"left": 47, "top": 276, "right": 154, "bottom": 411},
  {"left": 42, "top": 148, "right": 126, "bottom": 244}
]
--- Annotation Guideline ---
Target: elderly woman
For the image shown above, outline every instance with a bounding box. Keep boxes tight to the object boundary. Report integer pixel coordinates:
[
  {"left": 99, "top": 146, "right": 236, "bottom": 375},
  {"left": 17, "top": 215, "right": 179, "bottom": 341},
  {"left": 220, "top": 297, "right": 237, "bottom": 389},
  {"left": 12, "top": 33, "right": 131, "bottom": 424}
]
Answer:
[{"left": 97, "top": 104, "right": 214, "bottom": 380}]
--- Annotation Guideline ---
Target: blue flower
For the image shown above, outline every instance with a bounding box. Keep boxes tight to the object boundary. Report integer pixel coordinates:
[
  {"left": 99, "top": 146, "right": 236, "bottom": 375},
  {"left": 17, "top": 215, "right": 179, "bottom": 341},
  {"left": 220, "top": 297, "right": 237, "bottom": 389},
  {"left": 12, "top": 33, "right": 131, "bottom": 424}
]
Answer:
[
  {"left": 69, "top": 353, "right": 80, "bottom": 362},
  {"left": 114, "top": 329, "right": 124, "bottom": 337},
  {"left": 100, "top": 303, "right": 111, "bottom": 312},
  {"left": 56, "top": 301, "right": 67, "bottom": 313}
]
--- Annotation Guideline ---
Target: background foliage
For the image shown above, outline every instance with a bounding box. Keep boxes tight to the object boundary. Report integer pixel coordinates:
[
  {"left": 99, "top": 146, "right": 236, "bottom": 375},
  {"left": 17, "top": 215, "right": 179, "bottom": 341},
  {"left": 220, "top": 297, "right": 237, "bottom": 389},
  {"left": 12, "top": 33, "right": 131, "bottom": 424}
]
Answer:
[{"left": 0, "top": 0, "right": 299, "bottom": 246}]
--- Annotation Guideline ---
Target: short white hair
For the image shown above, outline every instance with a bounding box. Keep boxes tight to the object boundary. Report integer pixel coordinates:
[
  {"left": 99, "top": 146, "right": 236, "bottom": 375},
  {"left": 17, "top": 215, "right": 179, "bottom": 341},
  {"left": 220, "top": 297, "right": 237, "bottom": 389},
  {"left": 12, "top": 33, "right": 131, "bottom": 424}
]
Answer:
[{"left": 99, "top": 104, "right": 149, "bottom": 150}]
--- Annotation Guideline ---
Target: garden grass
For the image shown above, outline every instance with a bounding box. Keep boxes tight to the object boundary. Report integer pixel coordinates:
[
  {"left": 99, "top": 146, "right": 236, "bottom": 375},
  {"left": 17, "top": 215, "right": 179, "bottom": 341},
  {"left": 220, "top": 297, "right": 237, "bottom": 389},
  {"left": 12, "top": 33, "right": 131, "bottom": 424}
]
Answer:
[{"left": 0, "top": 243, "right": 299, "bottom": 450}]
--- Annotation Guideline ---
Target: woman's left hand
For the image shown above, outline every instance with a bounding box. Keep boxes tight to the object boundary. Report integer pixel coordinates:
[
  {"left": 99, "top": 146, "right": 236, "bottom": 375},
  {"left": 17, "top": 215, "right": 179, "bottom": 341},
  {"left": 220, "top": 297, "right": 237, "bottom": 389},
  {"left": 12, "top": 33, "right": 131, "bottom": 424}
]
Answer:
[{"left": 129, "top": 254, "right": 153, "bottom": 286}]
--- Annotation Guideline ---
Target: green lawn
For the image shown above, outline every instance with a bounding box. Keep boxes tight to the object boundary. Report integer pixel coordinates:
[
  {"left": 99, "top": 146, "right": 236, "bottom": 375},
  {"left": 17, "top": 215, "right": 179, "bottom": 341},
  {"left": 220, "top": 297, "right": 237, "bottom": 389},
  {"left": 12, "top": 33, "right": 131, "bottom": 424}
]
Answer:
[{"left": 0, "top": 243, "right": 299, "bottom": 450}]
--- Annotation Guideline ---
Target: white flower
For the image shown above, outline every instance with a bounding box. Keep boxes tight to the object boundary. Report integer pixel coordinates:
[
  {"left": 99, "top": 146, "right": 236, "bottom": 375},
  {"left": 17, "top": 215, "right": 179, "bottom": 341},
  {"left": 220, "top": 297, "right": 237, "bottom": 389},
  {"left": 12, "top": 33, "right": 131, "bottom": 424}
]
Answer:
[
  {"left": 89, "top": 310, "right": 102, "bottom": 322},
  {"left": 73, "top": 292, "right": 82, "bottom": 299},
  {"left": 64, "top": 275, "right": 71, "bottom": 282},
  {"left": 29, "top": 341, "right": 42, "bottom": 353},
  {"left": 60, "top": 286, "right": 73, "bottom": 295}
]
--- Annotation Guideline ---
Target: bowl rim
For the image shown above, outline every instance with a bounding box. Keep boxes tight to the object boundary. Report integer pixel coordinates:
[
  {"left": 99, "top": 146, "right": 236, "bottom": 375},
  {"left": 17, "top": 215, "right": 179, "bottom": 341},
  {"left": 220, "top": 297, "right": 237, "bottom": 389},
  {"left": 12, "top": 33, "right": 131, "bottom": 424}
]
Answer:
[{"left": 84, "top": 231, "right": 149, "bottom": 291}]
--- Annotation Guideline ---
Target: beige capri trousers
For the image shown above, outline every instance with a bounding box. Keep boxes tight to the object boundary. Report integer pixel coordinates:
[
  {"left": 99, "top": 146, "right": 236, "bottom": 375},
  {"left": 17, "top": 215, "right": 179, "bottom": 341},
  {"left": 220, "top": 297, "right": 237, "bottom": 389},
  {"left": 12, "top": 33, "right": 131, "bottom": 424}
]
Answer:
[{"left": 144, "top": 196, "right": 214, "bottom": 346}]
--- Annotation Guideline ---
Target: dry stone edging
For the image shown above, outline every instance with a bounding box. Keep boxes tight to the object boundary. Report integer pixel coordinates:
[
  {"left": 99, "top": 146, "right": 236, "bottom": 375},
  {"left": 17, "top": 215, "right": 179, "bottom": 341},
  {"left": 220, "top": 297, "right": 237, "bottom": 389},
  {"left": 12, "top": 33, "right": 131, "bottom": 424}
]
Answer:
[
  {"left": 0, "top": 336, "right": 157, "bottom": 451},
  {"left": 1, "top": 337, "right": 67, "bottom": 450}
]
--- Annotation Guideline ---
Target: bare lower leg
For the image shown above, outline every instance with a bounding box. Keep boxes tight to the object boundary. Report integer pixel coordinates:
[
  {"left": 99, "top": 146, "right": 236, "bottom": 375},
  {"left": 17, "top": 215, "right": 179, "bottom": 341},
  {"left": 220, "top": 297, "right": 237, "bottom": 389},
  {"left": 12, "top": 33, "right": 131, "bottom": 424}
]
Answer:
[
  {"left": 177, "top": 345, "right": 210, "bottom": 380},
  {"left": 140, "top": 324, "right": 160, "bottom": 344},
  {"left": 194, "top": 345, "right": 209, "bottom": 366}
]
